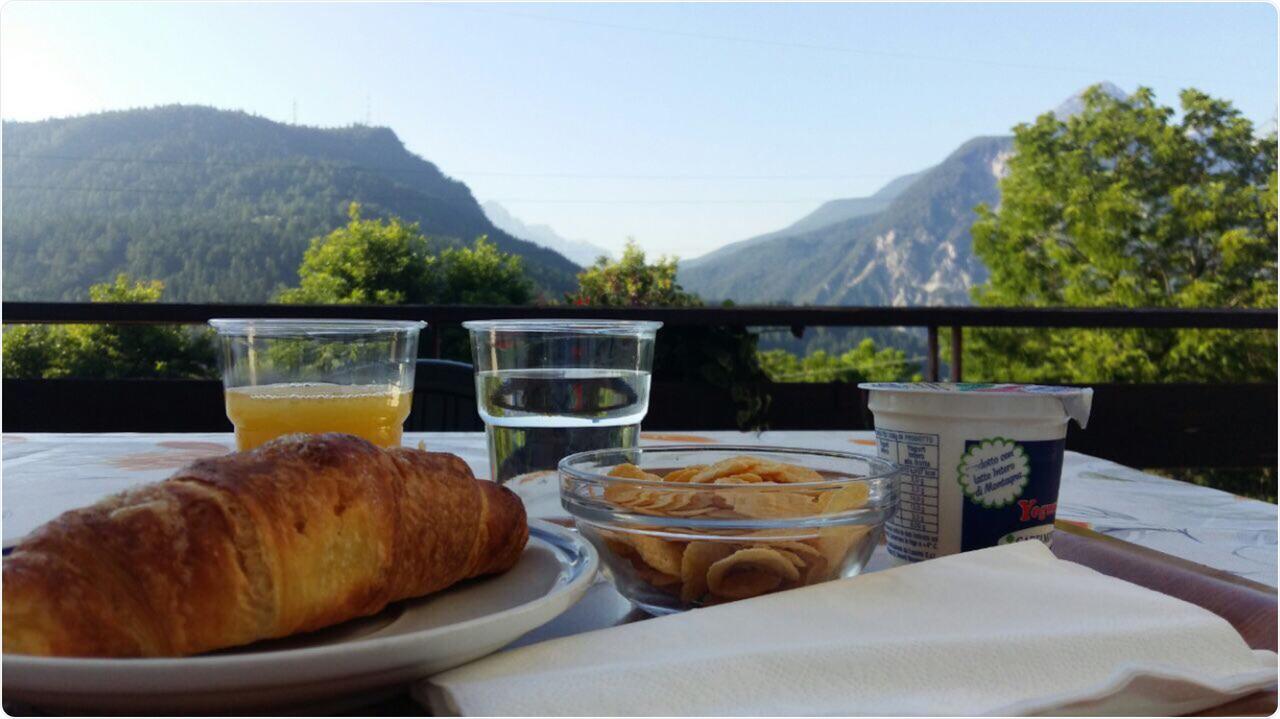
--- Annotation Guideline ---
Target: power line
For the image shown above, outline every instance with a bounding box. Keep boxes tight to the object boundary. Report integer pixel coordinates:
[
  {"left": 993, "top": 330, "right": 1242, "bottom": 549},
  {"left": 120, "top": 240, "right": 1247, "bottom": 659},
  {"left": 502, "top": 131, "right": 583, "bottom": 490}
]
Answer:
[
  {"left": 2, "top": 153, "right": 902, "bottom": 181},
  {"left": 1, "top": 182, "right": 834, "bottom": 205},
  {"left": 460, "top": 168, "right": 901, "bottom": 177},
  {"left": 3, "top": 182, "right": 193, "bottom": 196},
  {"left": 441, "top": 5, "right": 1198, "bottom": 85},
  {"left": 490, "top": 198, "right": 831, "bottom": 205},
  {"left": 1, "top": 152, "right": 438, "bottom": 177}
]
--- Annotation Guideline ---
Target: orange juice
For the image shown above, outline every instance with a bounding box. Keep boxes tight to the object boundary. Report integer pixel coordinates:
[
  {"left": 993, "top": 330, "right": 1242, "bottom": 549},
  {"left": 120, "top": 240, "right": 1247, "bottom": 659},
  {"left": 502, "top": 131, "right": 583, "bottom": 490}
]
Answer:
[{"left": 225, "top": 382, "right": 413, "bottom": 451}]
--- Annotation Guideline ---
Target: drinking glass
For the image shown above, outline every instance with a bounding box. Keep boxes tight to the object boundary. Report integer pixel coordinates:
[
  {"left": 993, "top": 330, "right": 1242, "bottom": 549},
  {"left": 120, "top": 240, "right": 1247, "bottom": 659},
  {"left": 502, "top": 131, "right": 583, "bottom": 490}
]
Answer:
[
  {"left": 464, "top": 319, "right": 662, "bottom": 484},
  {"left": 209, "top": 319, "right": 425, "bottom": 450}
]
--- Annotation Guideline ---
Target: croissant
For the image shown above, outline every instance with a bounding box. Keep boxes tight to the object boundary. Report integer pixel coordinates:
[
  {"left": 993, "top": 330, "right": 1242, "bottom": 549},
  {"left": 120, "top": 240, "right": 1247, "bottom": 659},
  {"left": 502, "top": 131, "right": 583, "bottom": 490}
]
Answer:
[{"left": 2, "top": 433, "right": 528, "bottom": 658}]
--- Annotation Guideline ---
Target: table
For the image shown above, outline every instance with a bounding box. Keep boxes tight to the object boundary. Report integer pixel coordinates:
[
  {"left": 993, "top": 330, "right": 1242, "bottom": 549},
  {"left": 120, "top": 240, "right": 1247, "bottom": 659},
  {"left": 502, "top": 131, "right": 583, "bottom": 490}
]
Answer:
[
  {"left": 4, "top": 431, "right": 1276, "bottom": 586},
  {"left": 3, "top": 431, "right": 1276, "bottom": 716}
]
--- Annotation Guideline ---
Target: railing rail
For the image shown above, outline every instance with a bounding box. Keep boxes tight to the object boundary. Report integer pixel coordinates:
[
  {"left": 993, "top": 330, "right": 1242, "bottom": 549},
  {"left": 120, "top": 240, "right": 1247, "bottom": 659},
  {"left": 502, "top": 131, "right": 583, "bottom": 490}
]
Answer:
[{"left": 3, "top": 302, "right": 1275, "bottom": 382}]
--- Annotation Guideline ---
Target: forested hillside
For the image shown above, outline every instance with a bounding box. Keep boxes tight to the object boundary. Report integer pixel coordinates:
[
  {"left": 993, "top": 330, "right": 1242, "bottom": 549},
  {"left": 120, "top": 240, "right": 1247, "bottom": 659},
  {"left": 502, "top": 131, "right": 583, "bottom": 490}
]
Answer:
[{"left": 2, "top": 106, "right": 580, "bottom": 301}]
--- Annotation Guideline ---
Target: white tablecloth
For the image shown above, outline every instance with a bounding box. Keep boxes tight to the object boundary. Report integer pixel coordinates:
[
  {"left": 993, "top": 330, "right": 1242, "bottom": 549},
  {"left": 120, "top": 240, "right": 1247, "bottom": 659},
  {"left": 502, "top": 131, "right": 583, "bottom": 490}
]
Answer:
[{"left": 3, "top": 431, "right": 1276, "bottom": 586}]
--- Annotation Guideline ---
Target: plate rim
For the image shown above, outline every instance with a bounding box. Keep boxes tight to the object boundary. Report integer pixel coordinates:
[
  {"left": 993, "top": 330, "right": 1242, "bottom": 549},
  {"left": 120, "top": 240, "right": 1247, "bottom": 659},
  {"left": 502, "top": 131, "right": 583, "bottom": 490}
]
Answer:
[{"left": 3, "top": 519, "right": 596, "bottom": 690}]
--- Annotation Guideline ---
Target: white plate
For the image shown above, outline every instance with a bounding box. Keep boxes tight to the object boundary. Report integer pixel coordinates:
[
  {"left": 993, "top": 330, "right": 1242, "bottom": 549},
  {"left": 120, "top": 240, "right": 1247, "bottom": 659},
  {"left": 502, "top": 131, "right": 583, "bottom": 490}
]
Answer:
[{"left": 2, "top": 520, "right": 597, "bottom": 714}]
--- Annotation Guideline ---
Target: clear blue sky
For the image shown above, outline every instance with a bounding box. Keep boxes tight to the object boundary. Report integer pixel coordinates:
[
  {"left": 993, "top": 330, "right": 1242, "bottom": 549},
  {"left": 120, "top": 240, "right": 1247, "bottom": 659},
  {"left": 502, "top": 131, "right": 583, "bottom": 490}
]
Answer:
[{"left": 2, "top": 1, "right": 1275, "bottom": 259}]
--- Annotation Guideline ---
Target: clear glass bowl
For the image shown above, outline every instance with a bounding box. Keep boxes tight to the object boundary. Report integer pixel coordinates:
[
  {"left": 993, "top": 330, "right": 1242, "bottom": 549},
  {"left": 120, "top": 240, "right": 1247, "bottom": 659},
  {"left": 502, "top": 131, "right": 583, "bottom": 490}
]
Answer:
[{"left": 560, "top": 446, "right": 899, "bottom": 614}]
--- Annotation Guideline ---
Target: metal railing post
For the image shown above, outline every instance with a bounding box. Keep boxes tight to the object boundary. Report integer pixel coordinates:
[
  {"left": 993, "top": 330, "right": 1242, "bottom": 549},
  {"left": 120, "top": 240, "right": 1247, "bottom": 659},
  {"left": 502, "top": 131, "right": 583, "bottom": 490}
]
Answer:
[
  {"left": 926, "top": 325, "right": 939, "bottom": 382},
  {"left": 950, "top": 325, "right": 963, "bottom": 382}
]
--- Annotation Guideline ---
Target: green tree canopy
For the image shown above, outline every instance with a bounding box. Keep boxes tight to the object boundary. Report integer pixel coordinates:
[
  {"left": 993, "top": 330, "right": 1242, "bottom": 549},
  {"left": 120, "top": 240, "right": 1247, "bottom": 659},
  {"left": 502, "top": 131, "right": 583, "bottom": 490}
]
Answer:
[
  {"left": 2, "top": 275, "right": 216, "bottom": 379},
  {"left": 276, "top": 203, "right": 439, "bottom": 305},
  {"left": 968, "top": 85, "right": 1277, "bottom": 382},
  {"left": 568, "top": 239, "right": 700, "bottom": 307},
  {"left": 759, "top": 339, "right": 920, "bottom": 383},
  {"left": 439, "top": 239, "right": 533, "bottom": 306},
  {"left": 276, "top": 203, "right": 532, "bottom": 306}
]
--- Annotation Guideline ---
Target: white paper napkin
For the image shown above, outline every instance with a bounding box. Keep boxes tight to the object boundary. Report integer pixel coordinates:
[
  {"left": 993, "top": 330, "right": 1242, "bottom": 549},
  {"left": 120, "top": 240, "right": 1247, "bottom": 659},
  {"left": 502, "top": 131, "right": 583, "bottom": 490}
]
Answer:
[{"left": 419, "top": 541, "right": 1276, "bottom": 716}]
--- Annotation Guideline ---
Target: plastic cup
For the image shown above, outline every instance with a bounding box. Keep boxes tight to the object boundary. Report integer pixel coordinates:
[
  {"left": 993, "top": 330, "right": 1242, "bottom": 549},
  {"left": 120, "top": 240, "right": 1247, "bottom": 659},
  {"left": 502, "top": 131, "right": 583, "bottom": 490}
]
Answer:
[
  {"left": 209, "top": 319, "right": 426, "bottom": 451},
  {"left": 859, "top": 382, "right": 1093, "bottom": 562},
  {"left": 463, "top": 319, "right": 662, "bottom": 484}
]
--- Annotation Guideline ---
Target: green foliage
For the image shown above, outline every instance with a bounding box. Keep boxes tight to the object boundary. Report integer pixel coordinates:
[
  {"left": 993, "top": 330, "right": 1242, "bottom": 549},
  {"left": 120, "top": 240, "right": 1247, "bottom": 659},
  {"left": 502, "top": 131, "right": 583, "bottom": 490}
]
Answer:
[
  {"left": 2, "top": 275, "right": 216, "bottom": 379},
  {"left": 276, "top": 204, "right": 532, "bottom": 307},
  {"left": 277, "top": 203, "right": 437, "bottom": 305},
  {"left": 968, "top": 85, "right": 1277, "bottom": 383},
  {"left": 439, "top": 237, "right": 533, "bottom": 306},
  {"left": 1151, "top": 467, "right": 1276, "bottom": 504},
  {"left": 568, "top": 239, "right": 699, "bottom": 307},
  {"left": 759, "top": 339, "right": 921, "bottom": 383},
  {"left": 2, "top": 106, "right": 578, "bottom": 303},
  {"left": 569, "top": 241, "right": 772, "bottom": 429},
  {"left": 276, "top": 204, "right": 534, "bottom": 360}
]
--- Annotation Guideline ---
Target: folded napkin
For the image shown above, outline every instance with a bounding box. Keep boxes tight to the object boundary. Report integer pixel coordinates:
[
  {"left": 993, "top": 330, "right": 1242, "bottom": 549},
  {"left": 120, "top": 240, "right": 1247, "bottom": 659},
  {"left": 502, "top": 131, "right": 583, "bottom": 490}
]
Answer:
[{"left": 419, "top": 541, "right": 1276, "bottom": 716}]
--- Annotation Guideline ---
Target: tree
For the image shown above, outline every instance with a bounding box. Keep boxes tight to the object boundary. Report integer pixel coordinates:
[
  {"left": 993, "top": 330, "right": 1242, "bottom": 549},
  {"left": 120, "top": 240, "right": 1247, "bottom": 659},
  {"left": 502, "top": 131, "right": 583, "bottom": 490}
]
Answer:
[
  {"left": 276, "top": 203, "right": 439, "bottom": 305},
  {"left": 276, "top": 203, "right": 532, "bottom": 307},
  {"left": 759, "top": 339, "right": 921, "bottom": 383},
  {"left": 2, "top": 275, "right": 216, "bottom": 379},
  {"left": 967, "top": 85, "right": 1277, "bottom": 383},
  {"left": 439, "top": 238, "right": 532, "bottom": 305},
  {"left": 274, "top": 204, "right": 534, "bottom": 360},
  {"left": 569, "top": 239, "right": 699, "bottom": 307},
  {"left": 569, "top": 240, "right": 772, "bottom": 428}
]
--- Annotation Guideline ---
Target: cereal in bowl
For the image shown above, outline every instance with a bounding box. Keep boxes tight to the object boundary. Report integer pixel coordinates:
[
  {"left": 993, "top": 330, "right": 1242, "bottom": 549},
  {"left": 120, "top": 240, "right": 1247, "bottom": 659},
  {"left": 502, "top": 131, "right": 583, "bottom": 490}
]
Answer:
[{"left": 597, "top": 455, "right": 875, "bottom": 608}]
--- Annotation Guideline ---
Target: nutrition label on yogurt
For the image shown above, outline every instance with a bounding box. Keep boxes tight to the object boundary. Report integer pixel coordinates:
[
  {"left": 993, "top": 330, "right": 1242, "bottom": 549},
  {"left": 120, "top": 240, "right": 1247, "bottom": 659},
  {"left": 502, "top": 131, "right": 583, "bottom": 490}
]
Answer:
[{"left": 876, "top": 428, "right": 940, "bottom": 561}]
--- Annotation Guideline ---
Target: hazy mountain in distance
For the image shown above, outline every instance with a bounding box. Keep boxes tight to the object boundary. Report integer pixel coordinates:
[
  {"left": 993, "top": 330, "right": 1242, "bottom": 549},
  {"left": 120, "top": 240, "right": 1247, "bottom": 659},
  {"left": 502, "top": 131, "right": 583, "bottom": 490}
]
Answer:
[
  {"left": 1052, "top": 81, "right": 1129, "bottom": 119},
  {"left": 683, "top": 168, "right": 926, "bottom": 272},
  {"left": 482, "top": 201, "right": 611, "bottom": 267},
  {"left": 2, "top": 106, "right": 580, "bottom": 302},
  {"left": 781, "top": 170, "right": 926, "bottom": 237}
]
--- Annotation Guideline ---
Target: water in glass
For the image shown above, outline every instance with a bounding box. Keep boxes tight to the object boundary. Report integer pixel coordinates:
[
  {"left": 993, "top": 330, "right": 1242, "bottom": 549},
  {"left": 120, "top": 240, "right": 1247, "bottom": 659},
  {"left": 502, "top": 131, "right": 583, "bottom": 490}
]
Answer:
[{"left": 476, "top": 368, "right": 651, "bottom": 483}]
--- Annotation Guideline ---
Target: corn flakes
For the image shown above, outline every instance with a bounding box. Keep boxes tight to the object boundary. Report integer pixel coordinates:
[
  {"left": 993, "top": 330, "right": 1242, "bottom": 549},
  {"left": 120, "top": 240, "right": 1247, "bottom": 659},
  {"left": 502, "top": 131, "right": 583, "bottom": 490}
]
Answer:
[{"left": 598, "top": 455, "right": 877, "bottom": 609}]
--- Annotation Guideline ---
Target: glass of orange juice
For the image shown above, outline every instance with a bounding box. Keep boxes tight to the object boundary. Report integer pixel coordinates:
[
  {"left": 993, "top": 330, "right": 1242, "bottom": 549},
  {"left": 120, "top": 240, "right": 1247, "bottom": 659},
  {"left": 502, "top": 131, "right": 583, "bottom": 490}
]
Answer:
[{"left": 209, "top": 319, "right": 425, "bottom": 451}]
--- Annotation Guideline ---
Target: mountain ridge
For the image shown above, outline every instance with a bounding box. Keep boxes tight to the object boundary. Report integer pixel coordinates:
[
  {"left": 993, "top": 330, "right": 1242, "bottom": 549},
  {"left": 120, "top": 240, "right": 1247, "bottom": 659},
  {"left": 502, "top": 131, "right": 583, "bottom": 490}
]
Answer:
[
  {"left": 683, "top": 167, "right": 927, "bottom": 271},
  {"left": 481, "top": 201, "right": 611, "bottom": 267},
  {"left": 679, "top": 84, "right": 1126, "bottom": 307},
  {"left": 680, "top": 135, "right": 1010, "bottom": 306},
  {"left": 2, "top": 105, "right": 580, "bottom": 301}
]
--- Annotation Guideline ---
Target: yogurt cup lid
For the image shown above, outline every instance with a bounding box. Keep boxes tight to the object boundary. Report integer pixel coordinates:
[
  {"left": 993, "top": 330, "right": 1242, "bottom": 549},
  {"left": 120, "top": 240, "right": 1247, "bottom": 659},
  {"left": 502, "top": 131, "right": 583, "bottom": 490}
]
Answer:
[{"left": 858, "top": 382, "right": 1093, "bottom": 428}]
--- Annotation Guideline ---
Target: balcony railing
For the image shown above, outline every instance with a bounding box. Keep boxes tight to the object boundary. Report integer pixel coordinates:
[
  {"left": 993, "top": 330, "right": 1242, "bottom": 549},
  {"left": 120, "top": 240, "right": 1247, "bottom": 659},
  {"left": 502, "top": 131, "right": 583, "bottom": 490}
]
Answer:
[
  {"left": 5, "top": 302, "right": 1275, "bottom": 382},
  {"left": 3, "top": 302, "right": 1276, "bottom": 470}
]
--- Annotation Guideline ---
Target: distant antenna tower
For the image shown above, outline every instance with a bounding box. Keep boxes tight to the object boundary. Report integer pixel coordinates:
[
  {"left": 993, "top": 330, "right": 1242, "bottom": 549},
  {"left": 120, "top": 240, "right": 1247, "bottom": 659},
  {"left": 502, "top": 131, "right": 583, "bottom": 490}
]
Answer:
[
  {"left": 291, "top": 99, "right": 298, "bottom": 125},
  {"left": 364, "top": 94, "right": 371, "bottom": 126}
]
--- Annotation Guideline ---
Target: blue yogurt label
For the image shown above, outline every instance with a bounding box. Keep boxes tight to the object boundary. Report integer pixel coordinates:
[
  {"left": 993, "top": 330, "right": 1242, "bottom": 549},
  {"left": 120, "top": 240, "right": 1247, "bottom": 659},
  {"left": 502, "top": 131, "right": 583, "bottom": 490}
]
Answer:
[{"left": 958, "top": 437, "right": 1064, "bottom": 552}]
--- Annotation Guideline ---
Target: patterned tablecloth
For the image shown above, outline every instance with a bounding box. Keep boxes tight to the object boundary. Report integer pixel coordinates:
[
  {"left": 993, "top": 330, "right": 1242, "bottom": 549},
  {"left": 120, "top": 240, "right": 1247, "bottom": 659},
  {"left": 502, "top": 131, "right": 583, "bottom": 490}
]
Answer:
[{"left": 2, "top": 431, "right": 1275, "bottom": 587}]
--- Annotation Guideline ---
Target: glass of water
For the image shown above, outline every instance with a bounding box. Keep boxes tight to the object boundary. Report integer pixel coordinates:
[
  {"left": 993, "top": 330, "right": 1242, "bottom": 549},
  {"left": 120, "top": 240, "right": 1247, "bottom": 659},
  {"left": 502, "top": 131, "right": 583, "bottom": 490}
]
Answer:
[{"left": 463, "top": 319, "right": 662, "bottom": 484}]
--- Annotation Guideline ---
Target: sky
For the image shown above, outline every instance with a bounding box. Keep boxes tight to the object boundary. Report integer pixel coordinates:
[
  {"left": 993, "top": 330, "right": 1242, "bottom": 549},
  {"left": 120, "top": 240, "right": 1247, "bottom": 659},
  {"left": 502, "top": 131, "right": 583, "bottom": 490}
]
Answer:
[{"left": 2, "top": 1, "right": 1275, "bottom": 260}]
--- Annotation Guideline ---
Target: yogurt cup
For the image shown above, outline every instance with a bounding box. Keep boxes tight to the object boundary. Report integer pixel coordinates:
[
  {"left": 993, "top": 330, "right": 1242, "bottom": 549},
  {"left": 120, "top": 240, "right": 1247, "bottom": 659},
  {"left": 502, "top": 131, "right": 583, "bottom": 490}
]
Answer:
[{"left": 858, "top": 382, "right": 1093, "bottom": 562}]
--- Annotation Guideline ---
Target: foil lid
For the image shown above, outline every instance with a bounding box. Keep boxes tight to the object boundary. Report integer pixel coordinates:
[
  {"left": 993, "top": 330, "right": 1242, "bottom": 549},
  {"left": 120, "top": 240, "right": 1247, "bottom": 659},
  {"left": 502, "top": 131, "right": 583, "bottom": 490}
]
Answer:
[{"left": 858, "top": 382, "right": 1094, "bottom": 429}]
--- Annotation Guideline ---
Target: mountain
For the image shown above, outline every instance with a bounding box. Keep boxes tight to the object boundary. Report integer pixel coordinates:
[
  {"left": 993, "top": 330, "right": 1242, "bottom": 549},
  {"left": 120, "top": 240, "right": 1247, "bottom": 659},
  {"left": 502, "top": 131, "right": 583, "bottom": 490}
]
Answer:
[
  {"left": 778, "top": 170, "right": 925, "bottom": 237},
  {"left": 681, "top": 84, "right": 1129, "bottom": 307},
  {"left": 2, "top": 106, "right": 580, "bottom": 302},
  {"left": 1052, "top": 81, "right": 1128, "bottom": 119},
  {"left": 481, "top": 201, "right": 610, "bottom": 267},
  {"left": 681, "top": 136, "right": 1011, "bottom": 305},
  {"left": 683, "top": 168, "right": 925, "bottom": 272}
]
